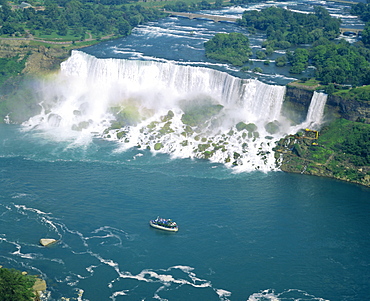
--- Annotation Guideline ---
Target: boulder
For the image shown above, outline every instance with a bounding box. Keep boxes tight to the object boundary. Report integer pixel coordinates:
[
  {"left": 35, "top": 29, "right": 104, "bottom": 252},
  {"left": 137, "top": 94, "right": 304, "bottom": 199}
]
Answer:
[
  {"left": 39, "top": 238, "right": 57, "bottom": 247},
  {"left": 33, "top": 278, "right": 47, "bottom": 291}
]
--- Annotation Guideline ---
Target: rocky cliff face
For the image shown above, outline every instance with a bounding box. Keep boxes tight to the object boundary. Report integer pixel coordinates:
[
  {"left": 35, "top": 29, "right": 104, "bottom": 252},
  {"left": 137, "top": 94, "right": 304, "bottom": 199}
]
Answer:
[
  {"left": 326, "top": 94, "right": 370, "bottom": 124},
  {"left": 284, "top": 84, "right": 370, "bottom": 124},
  {"left": 285, "top": 85, "right": 314, "bottom": 107},
  {"left": 282, "top": 86, "right": 313, "bottom": 124}
]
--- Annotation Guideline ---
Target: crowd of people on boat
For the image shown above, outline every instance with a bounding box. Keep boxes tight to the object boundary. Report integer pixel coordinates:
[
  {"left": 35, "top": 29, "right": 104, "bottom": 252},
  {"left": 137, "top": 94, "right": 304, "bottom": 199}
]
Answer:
[{"left": 153, "top": 217, "right": 177, "bottom": 228}]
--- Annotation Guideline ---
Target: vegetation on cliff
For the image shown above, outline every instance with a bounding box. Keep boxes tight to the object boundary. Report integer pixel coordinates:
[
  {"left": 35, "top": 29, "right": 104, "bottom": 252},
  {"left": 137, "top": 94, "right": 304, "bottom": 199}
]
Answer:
[
  {"left": 333, "top": 82, "right": 370, "bottom": 105},
  {"left": 0, "top": 267, "right": 37, "bottom": 301},
  {"left": 0, "top": 55, "right": 28, "bottom": 84},
  {"left": 0, "top": 39, "right": 77, "bottom": 124},
  {"left": 274, "top": 119, "right": 370, "bottom": 187}
]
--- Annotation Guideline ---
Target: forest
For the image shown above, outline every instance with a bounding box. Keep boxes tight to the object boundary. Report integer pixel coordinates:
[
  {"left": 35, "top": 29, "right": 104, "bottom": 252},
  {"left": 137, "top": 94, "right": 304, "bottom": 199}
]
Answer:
[
  {"left": 235, "top": 5, "right": 370, "bottom": 87},
  {"left": 0, "top": 0, "right": 166, "bottom": 39},
  {"left": 238, "top": 6, "right": 341, "bottom": 47},
  {"left": 202, "top": 4, "right": 370, "bottom": 92}
]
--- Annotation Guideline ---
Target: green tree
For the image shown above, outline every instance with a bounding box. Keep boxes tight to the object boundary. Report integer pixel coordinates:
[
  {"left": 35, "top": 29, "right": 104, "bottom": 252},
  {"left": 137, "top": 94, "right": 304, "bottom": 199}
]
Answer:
[
  {"left": 287, "top": 48, "right": 309, "bottom": 74},
  {"left": 0, "top": 0, "right": 12, "bottom": 22},
  {"left": 341, "top": 125, "right": 370, "bottom": 165},
  {"left": 361, "top": 22, "right": 370, "bottom": 46},
  {"left": 56, "top": 15, "right": 68, "bottom": 36},
  {"left": 198, "top": 0, "right": 211, "bottom": 10},
  {"left": 204, "top": 32, "right": 252, "bottom": 66},
  {"left": 1, "top": 23, "right": 16, "bottom": 35},
  {"left": 325, "top": 83, "right": 335, "bottom": 95},
  {"left": 44, "top": 1, "right": 60, "bottom": 20},
  {"left": 117, "top": 18, "right": 131, "bottom": 36},
  {"left": 256, "top": 50, "right": 266, "bottom": 59},
  {"left": 275, "top": 56, "right": 287, "bottom": 67},
  {"left": 0, "top": 268, "right": 36, "bottom": 301},
  {"left": 214, "top": 0, "right": 223, "bottom": 9}
]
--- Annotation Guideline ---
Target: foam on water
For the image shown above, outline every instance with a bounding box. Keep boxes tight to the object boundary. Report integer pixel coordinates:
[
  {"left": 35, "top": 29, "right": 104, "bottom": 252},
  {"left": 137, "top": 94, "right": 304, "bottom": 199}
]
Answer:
[
  {"left": 3, "top": 196, "right": 233, "bottom": 300},
  {"left": 246, "top": 288, "right": 330, "bottom": 301},
  {"left": 107, "top": 265, "right": 231, "bottom": 301}
]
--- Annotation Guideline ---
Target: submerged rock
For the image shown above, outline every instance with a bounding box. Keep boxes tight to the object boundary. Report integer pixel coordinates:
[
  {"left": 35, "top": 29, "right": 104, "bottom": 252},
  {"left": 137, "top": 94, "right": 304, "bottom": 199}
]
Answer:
[
  {"left": 265, "top": 121, "right": 280, "bottom": 134},
  {"left": 154, "top": 143, "right": 163, "bottom": 150}
]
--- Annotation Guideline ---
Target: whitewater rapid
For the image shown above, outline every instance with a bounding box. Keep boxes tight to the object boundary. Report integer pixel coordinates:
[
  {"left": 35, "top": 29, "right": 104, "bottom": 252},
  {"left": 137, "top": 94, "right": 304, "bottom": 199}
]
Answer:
[{"left": 22, "top": 50, "right": 327, "bottom": 172}]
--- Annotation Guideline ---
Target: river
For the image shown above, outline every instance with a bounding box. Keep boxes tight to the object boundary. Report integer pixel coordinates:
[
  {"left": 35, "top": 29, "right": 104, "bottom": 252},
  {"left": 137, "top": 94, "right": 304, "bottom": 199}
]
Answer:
[{"left": 0, "top": 1, "right": 369, "bottom": 300}]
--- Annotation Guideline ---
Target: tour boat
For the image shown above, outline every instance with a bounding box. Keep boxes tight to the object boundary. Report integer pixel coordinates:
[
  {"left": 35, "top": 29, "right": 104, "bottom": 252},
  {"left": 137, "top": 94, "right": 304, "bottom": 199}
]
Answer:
[{"left": 150, "top": 217, "right": 178, "bottom": 232}]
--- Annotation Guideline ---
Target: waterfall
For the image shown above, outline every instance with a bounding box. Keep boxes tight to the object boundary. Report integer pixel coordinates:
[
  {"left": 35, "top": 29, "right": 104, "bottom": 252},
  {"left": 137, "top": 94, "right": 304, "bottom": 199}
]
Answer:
[
  {"left": 59, "top": 50, "right": 286, "bottom": 118},
  {"left": 304, "top": 91, "right": 328, "bottom": 129},
  {"left": 22, "top": 50, "right": 327, "bottom": 172}
]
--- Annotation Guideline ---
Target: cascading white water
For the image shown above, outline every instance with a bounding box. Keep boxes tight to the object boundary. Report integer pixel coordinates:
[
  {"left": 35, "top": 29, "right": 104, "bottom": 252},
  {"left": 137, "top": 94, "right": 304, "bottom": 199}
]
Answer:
[
  {"left": 304, "top": 91, "right": 328, "bottom": 129},
  {"left": 58, "top": 51, "right": 285, "bottom": 116},
  {"left": 22, "top": 50, "right": 327, "bottom": 172}
]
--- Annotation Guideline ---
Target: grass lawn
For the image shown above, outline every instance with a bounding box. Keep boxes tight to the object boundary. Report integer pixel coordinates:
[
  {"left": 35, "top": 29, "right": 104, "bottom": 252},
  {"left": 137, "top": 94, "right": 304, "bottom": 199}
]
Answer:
[
  {"left": 287, "top": 78, "right": 322, "bottom": 90},
  {"left": 334, "top": 85, "right": 370, "bottom": 103}
]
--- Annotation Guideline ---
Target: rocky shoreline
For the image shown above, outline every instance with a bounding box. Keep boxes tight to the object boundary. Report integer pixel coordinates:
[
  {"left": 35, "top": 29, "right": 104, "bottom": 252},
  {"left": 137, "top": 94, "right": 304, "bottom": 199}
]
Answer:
[{"left": 274, "top": 129, "right": 370, "bottom": 188}]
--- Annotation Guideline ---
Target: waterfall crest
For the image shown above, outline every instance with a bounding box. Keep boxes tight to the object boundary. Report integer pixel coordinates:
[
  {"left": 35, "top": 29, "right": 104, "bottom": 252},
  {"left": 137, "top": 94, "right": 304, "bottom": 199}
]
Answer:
[{"left": 22, "top": 50, "right": 327, "bottom": 172}]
